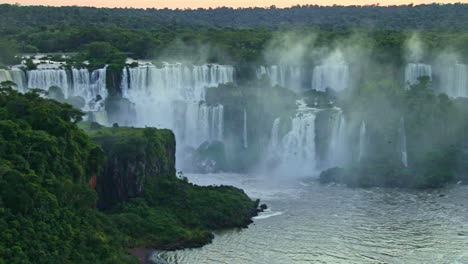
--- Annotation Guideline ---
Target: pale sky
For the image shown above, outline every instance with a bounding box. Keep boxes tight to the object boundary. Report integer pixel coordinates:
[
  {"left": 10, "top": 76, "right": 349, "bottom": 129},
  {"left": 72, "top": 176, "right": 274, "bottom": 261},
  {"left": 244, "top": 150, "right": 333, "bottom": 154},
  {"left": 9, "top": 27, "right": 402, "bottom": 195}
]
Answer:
[{"left": 2, "top": 0, "right": 467, "bottom": 9}]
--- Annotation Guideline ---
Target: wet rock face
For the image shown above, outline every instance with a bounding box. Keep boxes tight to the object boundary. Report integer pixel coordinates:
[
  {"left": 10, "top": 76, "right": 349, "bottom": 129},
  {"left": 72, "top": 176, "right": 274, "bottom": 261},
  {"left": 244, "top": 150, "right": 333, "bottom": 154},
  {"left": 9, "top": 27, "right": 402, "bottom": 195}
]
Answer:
[{"left": 89, "top": 127, "right": 176, "bottom": 209}]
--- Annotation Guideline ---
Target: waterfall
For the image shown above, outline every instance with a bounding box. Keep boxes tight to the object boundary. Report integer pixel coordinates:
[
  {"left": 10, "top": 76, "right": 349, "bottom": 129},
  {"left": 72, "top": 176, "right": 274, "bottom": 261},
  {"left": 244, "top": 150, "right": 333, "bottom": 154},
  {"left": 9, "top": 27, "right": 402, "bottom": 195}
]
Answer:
[
  {"left": 326, "top": 109, "right": 347, "bottom": 168},
  {"left": 405, "top": 63, "right": 432, "bottom": 89},
  {"left": 358, "top": 121, "right": 367, "bottom": 162},
  {"left": 399, "top": 117, "right": 408, "bottom": 167},
  {"left": 267, "top": 100, "right": 318, "bottom": 176},
  {"left": 269, "top": 118, "right": 281, "bottom": 151},
  {"left": 0, "top": 69, "right": 27, "bottom": 92},
  {"left": 243, "top": 109, "right": 248, "bottom": 148},
  {"left": 438, "top": 63, "right": 468, "bottom": 98},
  {"left": 121, "top": 63, "right": 234, "bottom": 168},
  {"left": 71, "top": 68, "right": 107, "bottom": 111},
  {"left": 27, "top": 69, "right": 70, "bottom": 97},
  {"left": 257, "top": 65, "right": 304, "bottom": 92},
  {"left": 311, "top": 63, "right": 349, "bottom": 92},
  {"left": 311, "top": 50, "right": 349, "bottom": 92}
]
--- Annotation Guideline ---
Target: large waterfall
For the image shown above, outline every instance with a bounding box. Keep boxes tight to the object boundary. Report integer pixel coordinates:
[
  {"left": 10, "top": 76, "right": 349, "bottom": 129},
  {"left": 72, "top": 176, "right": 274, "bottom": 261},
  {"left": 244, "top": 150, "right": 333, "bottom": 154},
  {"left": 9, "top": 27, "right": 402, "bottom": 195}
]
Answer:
[
  {"left": 405, "top": 63, "right": 432, "bottom": 89},
  {"left": 266, "top": 100, "right": 319, "bottom": 176},
  {"left": 71, "top": 68, "right": 108, "bottom": 110},
  {"left": 257, "top": 65, "right": 305, "bottom": 92},
  {"left": 312, "top": 50, "right": 350, "bottom": 92},
  {"left": 0, "top": 69, "right": 27, "bottom": 92},
  {"left": 311, "top": 63, "right": 349, "bottom": 92},
  {"left": 21, "top": 67, "right": 108, "bottom": 111},
  {"left": 243, "top": 109, "right": 248, "bottom": 148},
  {"left": 120, "top": 63, "right": 234, "bottom": 167},
  {"left": 358, "top": 121, "right": 367, "bottom": 162},
  {"left": 399, "top": 117, "right": 408, "bottom": 167},
  {"left": 27, "top": 69, "right": 70, "bottom": 96},
  {"left": 325, "top": 109, "right": 347, "bottom": 168},
  {"left": 438, "top": 63, "right": 468, "bottom": 98}
]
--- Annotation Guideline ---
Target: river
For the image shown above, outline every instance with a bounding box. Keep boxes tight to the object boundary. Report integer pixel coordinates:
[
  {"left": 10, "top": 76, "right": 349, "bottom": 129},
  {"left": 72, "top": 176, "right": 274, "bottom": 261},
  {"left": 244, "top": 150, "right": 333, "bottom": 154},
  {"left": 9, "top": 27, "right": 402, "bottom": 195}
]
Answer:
[{"left": 154, "top": 173, "right": 468, "bottom": 264}]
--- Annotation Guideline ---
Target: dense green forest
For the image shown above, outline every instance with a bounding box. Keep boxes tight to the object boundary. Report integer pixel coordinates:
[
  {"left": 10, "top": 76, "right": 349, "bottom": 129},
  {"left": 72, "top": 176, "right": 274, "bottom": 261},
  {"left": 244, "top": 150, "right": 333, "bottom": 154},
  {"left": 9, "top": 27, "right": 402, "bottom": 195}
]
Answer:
[
  {"left": 0, "top": 82, "right": 258, "bottom": 263},
  {"left": 1, "top": 4, "right": 468, "bottom": 67}
]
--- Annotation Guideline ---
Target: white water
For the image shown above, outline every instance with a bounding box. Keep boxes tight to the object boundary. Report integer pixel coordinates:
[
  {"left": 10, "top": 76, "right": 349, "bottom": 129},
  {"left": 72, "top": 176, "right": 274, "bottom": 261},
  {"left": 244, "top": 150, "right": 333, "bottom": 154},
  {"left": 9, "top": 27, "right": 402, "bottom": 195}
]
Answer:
[
  {"left": 0, "top": 69, "right": 27, "bottom": 92},
  {"left": 405, "top": 63, "right": 432, "bottom": 89},
  {"left": 120, "top": 63, "right": 234, "bottom": 167},
  {"left": 312, "top": 50, "right": 349, "bottom": 92},
  {"left": 243, "top": 109, "right": 248, "bottom": 149},
  {"left": 27, "top": 69, "right": 70, "bottom": 97},
  {"left": 438, "top": 63, "right": 468, "bottom": 98},
  {"left": 266, "top": 100, "right": 319, "bottom": 177},
  {"left": 358, "top": 121, "right": 367, "bottom": 162},
  {"left": 71, "top": 68, "right": 107, "bottom": 111},
  {"left": 325, "top": 109, "right": 347, "bottom": 168},
  {"left": 399, "top": 117, "right": 408, "bottom": 167},
  {"left": 257, "top": 65, "right": 304, "bottom": 92},
  {"left": 311, "top": 63, "right": 349, "bottom": 92}
]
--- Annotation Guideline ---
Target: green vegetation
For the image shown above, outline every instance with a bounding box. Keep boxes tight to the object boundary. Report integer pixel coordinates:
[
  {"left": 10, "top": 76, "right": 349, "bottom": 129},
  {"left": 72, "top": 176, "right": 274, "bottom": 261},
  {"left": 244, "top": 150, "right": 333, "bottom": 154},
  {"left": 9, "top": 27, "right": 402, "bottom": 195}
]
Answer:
[
  {"left": 0, "top": 83, "right": 258, "bottom": 263},
  {"left": 320, "top": 77, "right": 468, "bottom": 188},
  {"left": 1, "top": 4, "right": 468, "bottom": 66}
]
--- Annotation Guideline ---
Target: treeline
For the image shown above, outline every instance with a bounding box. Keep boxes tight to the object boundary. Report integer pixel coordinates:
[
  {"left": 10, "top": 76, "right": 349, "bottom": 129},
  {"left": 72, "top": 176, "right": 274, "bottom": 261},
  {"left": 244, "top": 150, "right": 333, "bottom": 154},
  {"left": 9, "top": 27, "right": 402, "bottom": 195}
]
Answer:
[
  {"left": 1, "top": 4, "right": 467, "bottom": 31},
  {"left": 0, "top": 4, "right": 468, "bottom": 67}
]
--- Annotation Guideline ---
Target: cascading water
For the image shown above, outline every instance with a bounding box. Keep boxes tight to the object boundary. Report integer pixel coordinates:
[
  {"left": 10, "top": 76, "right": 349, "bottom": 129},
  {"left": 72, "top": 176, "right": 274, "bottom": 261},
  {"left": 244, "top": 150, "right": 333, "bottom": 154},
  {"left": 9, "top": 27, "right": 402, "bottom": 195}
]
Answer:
[
  {"left": 358, "top": 121, "right": 367, "bottom": 162},
  {"left": 438, "top": 63, "right": 468, "bottom": 98},
  {"left": 399, "top": 117, "right": 408, "bottom": 167},
  {"left": 71, "top": 68, "right": 107, "bottom": 111},
  {"left": 269, "top": 118, "right": 281, "bottom": 151},
  {"left": 311, "top": 50, "right": 349, "bottom": 92},
  {"left": 311, "top": 64, "right": 349, "bottom": 92},
  {"left": 266, "top": 100, "right": 318, "bottom": 177},
  {"left": 243, "top": 109, "right": 248, "bottom": 148},
  {"left": 0, "top": 69, "right": 27, "bottom": 92},
  {"left": 325, "top": 109, "right": 347, "bottom": 168},
  {"left": 27, "top": 69, "right": 70, "bottom": 97},
  {"left": 257, "top": 65, "right": 304, "bottom": 92},
  {"left": 404, "top": 63, "right": 432, "bottom": 89},
  {"left": 120, "top": 63, "right": 234, "bottom": 168}
]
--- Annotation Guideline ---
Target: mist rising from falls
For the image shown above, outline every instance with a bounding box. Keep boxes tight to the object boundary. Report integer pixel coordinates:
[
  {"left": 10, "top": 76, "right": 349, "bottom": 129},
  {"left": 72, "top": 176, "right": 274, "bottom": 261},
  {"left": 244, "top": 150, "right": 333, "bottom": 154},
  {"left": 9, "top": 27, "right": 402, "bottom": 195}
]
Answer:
[
  {"left": 312, "top": 50, "right": 349, "bottom": 92},
  {"left": 326, "top": 109, "right": 347, "bottom": 168},
  {"left": 266, "top": 100, "right": 318, "bottom": 177},
  {"left": 358, "top": 121, "right": 367, "bottom": 162},
  {"left": 438, "top": 63, "right": 468, "bottom": 98},
  {"left": 404, "top": 63, "right": 432, "bottom": 89},
  {"left": 257, "top": 65, "right": 304, "bottom": 92},
  {"left": 243, "top": 109, "right": 248, "bottom": 149},
  {"left": 120, "top": 63, "right": 234, "bottom": 168},
  {"left": 399, "top": 117, "right": 408, "bottom": 168},
  {"left": 312, "top": 64, "right": 349, "bottom": 92}
]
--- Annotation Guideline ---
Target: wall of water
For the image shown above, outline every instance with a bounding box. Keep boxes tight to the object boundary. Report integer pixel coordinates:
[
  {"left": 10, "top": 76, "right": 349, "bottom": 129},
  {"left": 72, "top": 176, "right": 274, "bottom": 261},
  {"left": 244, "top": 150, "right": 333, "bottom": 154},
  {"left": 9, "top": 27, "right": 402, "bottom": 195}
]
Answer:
[
  {"left": 404, "top": 63, "right": 432, "bottom": 89},
  {"left": 0, "top": 69, "right": 27, "bottom": 92},
  {"left": 437, "top": 63, "right": 468, "bottom": 98},
  {"left": 257, "top": 65, "right": 305, "bottom": 93},
  {"left": 311, "top": 63, "right": 349, "bottom": 92},
  {"left": 120, "top": 63, "right": 234, "bottom": 168}
]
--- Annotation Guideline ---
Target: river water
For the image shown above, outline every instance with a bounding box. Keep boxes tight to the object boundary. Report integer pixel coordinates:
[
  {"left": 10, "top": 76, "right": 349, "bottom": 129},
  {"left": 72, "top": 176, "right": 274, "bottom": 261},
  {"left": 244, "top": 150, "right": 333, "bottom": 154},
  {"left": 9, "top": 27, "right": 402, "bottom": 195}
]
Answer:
[{"left": 154, "top": 173, "right": 468, "bottom": 264}]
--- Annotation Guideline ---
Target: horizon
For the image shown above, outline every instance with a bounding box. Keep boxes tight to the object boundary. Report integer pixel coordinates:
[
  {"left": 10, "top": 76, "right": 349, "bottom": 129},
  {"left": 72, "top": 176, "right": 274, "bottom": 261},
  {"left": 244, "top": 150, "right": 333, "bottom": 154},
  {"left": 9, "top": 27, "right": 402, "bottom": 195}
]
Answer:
[{"left": 2, "top": 0, "right": 467, "bottom": 9}]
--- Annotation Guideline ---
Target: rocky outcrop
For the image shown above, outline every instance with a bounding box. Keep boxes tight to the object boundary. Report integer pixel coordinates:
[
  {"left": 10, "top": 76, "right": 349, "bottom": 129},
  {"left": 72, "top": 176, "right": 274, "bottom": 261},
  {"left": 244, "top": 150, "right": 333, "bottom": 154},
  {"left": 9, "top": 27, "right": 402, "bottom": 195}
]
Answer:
[{"left": 85, "top": 124, "right": 176, "bottom": 209}]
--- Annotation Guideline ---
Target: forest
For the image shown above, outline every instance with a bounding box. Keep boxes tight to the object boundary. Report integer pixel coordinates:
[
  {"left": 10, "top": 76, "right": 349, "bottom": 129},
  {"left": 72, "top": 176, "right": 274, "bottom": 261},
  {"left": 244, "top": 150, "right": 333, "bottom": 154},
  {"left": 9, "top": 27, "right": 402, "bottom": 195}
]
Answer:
[{"left": 0, "top": 83, "right": 259, "bottom": 263}]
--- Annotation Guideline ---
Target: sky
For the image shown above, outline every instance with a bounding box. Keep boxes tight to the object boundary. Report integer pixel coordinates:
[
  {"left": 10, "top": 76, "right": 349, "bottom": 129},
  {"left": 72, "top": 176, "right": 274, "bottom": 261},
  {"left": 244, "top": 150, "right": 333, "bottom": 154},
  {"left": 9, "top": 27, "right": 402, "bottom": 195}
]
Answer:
[{"left": 2, "top": 0, "right": 467, "bottom": 8}]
